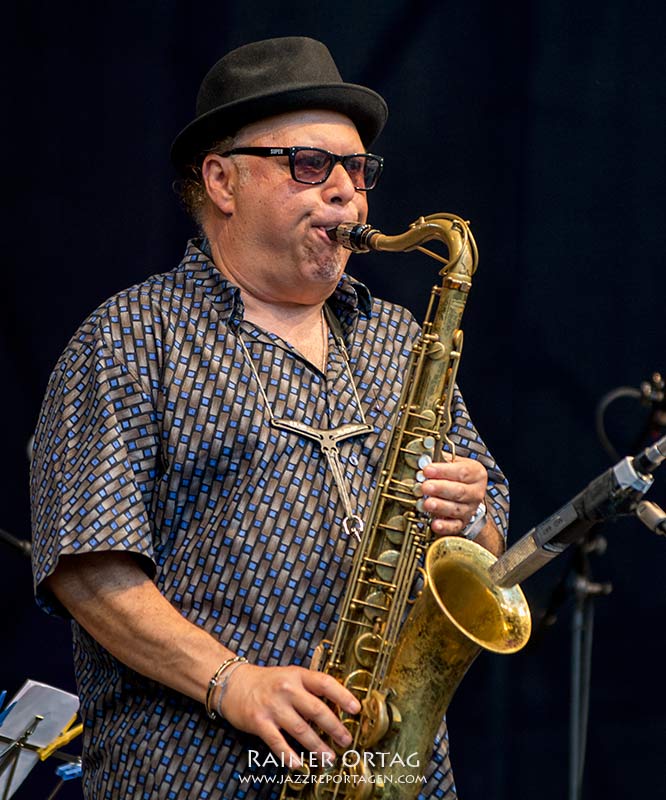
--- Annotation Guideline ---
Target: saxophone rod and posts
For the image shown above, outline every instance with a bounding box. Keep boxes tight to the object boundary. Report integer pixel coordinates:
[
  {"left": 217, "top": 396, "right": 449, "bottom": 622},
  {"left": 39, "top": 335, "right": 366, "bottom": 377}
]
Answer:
[{"left": 279, "top": 216, "right": 530, "bottom": 800}]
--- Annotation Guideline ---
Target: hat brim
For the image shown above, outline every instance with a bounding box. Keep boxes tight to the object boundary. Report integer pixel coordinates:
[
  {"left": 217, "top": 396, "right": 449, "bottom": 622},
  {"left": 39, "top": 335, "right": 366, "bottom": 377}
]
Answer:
[{"left": 170, "top": 82, "right": 388, "bottom": 173}]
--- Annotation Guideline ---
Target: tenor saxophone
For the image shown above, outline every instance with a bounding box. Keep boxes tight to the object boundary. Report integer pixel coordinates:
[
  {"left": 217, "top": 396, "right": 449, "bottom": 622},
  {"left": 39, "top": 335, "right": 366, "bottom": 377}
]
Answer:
[{"left": 280, "top": 214, "right": 531, "bottom": 800}]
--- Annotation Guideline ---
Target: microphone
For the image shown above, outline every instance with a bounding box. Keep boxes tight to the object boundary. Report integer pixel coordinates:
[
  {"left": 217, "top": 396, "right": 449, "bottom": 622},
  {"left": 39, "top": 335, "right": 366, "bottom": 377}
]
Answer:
[
  {"left": 635, "top": 500, "right": 666, "bottom": 536},
  {"left": 632, "top": 435, "right": 666, "bottom": 475},
  {"left": 489, "top": 432, "right": 666, "bottom": 588}
]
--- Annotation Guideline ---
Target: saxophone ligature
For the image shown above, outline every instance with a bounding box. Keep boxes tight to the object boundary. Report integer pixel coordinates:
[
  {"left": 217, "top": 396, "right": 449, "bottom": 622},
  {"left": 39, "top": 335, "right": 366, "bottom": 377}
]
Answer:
[{"left": 280, "top": 213, "right": 532, "bottom": 800}]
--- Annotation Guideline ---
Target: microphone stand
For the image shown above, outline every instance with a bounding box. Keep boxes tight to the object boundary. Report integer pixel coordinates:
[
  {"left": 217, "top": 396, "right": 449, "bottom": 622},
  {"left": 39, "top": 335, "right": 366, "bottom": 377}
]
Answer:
[
  {"left": 568, "top": 535, "right": 611, "bottom": 800},
  {"left": 0, "top": 528, "right": 31, "bottom": 559},
  {"left": 565, "top": 497, "right": 666, "bottom": 800},
  {"left": 489, "top": 431, "right": 666, "bottom": 799}
]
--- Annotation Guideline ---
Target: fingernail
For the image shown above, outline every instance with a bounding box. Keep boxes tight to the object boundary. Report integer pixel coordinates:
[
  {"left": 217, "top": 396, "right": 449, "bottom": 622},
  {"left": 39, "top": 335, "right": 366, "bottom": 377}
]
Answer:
[{"left": 347, "top": 699, "right": 361, "bottom": 714}]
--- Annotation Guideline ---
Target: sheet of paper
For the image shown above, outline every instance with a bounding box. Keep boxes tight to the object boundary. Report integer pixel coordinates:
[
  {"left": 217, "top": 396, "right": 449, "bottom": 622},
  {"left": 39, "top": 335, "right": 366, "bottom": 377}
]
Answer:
[{"left": 0, "top": 679, "right": 79, "bottom": 798}]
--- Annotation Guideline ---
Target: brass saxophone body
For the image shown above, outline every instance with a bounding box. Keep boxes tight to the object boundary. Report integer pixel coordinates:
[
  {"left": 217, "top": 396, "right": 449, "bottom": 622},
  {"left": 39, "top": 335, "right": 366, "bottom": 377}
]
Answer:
[{"left": 280, "top": 214, "right": 531, "bottom": 800}]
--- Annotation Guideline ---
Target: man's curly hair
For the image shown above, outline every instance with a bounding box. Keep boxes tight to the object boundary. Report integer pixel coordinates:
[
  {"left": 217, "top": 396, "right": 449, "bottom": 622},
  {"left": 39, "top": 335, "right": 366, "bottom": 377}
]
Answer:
[{"left": 173, "top": 135, "right": 236, "bottom": 229}]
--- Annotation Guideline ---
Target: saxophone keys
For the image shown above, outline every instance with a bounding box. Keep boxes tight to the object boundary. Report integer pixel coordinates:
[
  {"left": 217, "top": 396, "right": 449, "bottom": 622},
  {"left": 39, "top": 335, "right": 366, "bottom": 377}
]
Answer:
[
  {"left": 343, "top": 669, "right": 373, "bottom": 707},
  {"left": 403, "top": 435, "right": 436, "bottom": 467},
  {"left": 403, "top": 439, "right": 424, "bottom": 467},
  {"left": 383, "top": 514, "right": 407, "bottom": 544},
  {"left": 359, "top": 689, "right": 390, "bottom": 747},
  {"left": 310, "top": 640, "right": 332, "bottom": 673},
  {"left": 419, "top": 409, "right": 437, "bottom": 428},
  {"left": 362, "top": 591, "right": 390, "bottom": 622},
  {"left": 422, "top": 435, "right": 436, "bottom": 452},
  {"left": 354, "top": 633, "right": 383, "bottom": 667},
  {"left": 359, "top": 689, "right": 401, "bottom": 748},
  {"left": 427, "top": 340, "right": 447, "bottom": 360},
  {"left": 375, "top": 549, "right": 399, "bottom": 582}
]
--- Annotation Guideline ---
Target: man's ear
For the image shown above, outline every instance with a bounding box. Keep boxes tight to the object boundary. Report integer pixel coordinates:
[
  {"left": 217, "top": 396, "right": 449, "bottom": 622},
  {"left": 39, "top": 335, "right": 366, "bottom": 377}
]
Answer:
[{"left": 201, "top": 154, "right": 236, "bottom": 215}]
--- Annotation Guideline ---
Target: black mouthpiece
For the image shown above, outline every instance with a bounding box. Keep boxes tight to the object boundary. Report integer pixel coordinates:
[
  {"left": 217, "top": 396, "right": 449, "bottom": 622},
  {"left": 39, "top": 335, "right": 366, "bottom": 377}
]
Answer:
[{"left": 327, "top": 223, "right": 377, "bottom": 252}]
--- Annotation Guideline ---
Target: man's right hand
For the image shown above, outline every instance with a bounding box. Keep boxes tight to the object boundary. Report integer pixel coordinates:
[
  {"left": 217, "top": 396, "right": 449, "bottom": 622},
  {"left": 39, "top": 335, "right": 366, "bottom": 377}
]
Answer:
[
  {"left": 45, "top": 551, "right": 361, "bottom": 768},
  {"left": 220, "top": 663, "right": 361, "bottom": 767}
]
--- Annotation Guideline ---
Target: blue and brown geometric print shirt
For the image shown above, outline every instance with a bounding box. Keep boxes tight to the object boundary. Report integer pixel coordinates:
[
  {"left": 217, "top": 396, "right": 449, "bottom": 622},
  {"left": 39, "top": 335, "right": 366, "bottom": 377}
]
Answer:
[{"left": 30, "top": 239, "right": 508, "bottom": 799}]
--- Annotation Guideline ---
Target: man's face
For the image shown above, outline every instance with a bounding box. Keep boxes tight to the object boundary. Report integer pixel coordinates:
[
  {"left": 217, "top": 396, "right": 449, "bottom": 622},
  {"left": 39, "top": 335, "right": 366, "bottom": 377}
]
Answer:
[{"left": 211, "top": 110, "right": 370, "bottom": 306}]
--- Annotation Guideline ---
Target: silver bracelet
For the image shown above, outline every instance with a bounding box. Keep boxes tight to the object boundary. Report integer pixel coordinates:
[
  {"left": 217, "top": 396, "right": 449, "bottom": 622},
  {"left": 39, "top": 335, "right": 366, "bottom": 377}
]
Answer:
[
  {"left": 214, "top": 659, "right": 248, "bottom": 720},
  {"left": 463, "top": 502, "right": 487, "bottom": 541},
  {"left": 205, "top": 656, "right": 247, "bottom": 721}
]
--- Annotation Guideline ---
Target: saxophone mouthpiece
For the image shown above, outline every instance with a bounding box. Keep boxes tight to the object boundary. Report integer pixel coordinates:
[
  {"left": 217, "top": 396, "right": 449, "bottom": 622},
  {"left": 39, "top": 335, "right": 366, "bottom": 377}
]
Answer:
[{"left": 327, "top": 222, "right": 378, "bottom": 253}]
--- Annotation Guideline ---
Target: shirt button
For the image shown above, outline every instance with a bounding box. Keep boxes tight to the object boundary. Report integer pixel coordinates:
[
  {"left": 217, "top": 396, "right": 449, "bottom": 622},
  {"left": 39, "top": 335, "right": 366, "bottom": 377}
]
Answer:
[{"left": 349, "top": 454, "right": 359, "bottom": 467}]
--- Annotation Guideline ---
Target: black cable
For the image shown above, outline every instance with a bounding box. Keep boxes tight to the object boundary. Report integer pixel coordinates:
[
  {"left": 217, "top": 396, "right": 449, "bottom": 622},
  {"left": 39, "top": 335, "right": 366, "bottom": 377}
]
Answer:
[{"left": 594, "top": 386, "right": 641, "bottom": 462}]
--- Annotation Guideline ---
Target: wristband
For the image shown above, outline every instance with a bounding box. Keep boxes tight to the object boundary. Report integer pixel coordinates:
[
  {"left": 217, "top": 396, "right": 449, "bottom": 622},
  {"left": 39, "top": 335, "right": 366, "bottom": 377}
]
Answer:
[{"left": 463, "top": 502, "right": 487, "bottom": 541}]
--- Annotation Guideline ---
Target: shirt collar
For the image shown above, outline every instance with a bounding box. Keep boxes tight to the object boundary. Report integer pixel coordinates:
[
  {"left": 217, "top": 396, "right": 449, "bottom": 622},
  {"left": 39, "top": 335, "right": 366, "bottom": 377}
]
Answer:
[{"left": 176, "top": 238, "right": 373, "bottom": 325}]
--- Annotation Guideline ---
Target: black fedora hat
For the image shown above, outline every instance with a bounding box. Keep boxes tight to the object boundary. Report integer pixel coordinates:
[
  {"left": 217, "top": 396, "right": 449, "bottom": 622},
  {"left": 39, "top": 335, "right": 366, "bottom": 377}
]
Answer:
[{"left": 170, "top": 37, "right": 388, "bottom": 173}]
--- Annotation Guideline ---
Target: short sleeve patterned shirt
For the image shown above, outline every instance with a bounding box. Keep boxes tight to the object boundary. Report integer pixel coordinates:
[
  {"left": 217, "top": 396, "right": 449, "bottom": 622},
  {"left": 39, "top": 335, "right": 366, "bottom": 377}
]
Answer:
[{"left": 30, "top": 239, "right": 509, "bottom": 800}]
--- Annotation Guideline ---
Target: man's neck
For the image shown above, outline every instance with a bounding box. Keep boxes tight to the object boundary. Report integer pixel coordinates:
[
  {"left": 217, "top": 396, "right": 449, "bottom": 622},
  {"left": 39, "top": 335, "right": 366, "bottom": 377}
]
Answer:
[{"left": 241, "top": 298, "right": 328, "bottom": 372}]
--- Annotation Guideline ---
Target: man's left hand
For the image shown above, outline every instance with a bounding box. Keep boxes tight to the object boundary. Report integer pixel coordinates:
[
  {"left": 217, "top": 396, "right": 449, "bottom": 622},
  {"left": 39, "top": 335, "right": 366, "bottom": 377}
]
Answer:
[{"left": 421, "top": 457, "right": 487, "bottom": 536}]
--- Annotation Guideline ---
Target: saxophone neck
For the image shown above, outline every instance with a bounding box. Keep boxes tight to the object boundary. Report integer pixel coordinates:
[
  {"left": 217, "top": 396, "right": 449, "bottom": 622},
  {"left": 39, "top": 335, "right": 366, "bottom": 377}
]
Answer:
[{"left": 327, "top": 213, "right": 478, "bottom": 277}]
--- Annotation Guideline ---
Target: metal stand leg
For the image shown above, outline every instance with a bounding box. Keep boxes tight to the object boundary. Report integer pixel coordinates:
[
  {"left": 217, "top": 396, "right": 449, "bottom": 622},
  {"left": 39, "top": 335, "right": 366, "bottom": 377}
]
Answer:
[{"left": 568, "top": 539, "right": 612, "bottom": 800}]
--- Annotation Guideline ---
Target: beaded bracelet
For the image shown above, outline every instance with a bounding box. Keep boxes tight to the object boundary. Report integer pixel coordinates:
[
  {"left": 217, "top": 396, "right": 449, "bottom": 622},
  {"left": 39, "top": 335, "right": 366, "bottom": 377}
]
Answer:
[{"left": 205, "top": 656, "right": 248, "bottom": 721}]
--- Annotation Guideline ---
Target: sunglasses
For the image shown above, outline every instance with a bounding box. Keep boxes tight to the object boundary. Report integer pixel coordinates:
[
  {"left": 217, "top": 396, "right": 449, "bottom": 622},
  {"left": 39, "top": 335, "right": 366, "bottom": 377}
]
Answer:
[{"left": 221, "top": 146, "right": 384, "bottom": 191}]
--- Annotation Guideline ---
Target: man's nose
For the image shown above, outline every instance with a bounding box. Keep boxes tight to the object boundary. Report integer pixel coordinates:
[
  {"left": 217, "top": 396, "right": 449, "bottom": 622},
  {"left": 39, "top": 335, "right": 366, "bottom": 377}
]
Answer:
[{"left": 323, "top": 162, "right": 358, "bottom": 203}]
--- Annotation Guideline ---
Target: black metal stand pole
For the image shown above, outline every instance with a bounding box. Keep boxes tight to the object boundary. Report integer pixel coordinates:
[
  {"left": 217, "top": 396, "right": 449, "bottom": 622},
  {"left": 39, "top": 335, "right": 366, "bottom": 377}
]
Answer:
[{"left": 568, "top": 538, "right": 612, "bottom": 800}]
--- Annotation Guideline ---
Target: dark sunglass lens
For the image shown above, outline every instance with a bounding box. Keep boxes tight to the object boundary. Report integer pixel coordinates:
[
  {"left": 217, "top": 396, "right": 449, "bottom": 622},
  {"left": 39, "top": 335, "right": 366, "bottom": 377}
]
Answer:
[
  {"left": 293, "top": 149, "right": 332, "bottom": 183},
  {"left": 342, "top": 156, "right": 366, "bottom": 186},
  {"left": 363, "top": 157, "right": 382, "bottom": 189},
  {"left": 342, "top": 155, "right": 381, "bottom": 190}
]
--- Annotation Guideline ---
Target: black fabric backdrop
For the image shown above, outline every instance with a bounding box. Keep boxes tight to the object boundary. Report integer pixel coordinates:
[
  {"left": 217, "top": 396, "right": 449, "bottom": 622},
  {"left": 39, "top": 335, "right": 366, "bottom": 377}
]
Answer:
[{"left": 2, "top": 1, "right": 665, "bottom": 798}]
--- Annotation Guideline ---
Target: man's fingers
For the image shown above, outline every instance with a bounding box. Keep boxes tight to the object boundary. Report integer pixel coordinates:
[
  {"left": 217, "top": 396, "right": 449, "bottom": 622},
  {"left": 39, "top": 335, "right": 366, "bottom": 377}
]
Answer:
[
  {"left": 430, "top": 517, "right": 466, "bottom": 535},
  {"left": 226, "top": 665, "right": 359, "bottom": 765},
  {"left": 424, "top": 497, "right": 475, "bottom": 521},
  {"left": 422, "top": 458, "right": 486, "bottom": 485},
  {"left": 293, "top": 694, "right": 352, "bottom": 750},
  {"left": 257, "top": 723, "right": 306, "bottom": 769},
  {"left": 299, "top": 671, "right": 359, "bottom": 748},
  {"left": 272, "top": 706, "right": 338, "bottom": 761},
  {"left": 421, "top": 458, "right": 487, "bottom": 512},
  {"left": 302, "top": 670, "right": 361, "bottom": 715}
]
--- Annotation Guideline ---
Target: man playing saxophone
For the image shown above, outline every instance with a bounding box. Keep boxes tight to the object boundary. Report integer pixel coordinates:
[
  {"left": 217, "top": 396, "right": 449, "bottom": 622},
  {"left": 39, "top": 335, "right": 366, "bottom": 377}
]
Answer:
[{"left": 30, "top": 37, "right": 508, "bottom": 799}]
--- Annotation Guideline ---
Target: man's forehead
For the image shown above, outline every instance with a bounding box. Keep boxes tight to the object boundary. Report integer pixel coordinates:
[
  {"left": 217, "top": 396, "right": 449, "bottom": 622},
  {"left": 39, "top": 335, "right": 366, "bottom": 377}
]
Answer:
[{"left": 234, "top": 109, "right": 363, "bottom": 145}]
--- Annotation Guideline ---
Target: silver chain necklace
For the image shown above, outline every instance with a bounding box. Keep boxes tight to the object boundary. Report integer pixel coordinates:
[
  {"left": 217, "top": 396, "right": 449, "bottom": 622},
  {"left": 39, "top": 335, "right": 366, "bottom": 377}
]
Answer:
[{"left": 234, "top": 306, "right": 373, "bottom": 541}]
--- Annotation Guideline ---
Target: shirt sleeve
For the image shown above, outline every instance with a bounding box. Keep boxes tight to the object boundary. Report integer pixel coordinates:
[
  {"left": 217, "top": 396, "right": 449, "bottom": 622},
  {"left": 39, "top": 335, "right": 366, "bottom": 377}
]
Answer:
[
  {"left": 30, "top": 327, "right": 160, "bottom": 615},
  {"left": 449, "top": 384, "right": 510, "bottom": 537}
]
